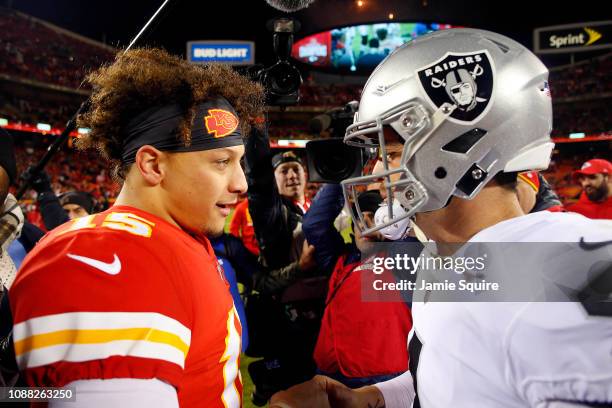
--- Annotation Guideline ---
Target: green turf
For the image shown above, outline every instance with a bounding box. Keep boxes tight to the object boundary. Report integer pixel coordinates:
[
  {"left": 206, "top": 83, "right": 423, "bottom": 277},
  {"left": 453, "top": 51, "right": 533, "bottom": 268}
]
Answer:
[{"left": 241, "top": 354, "right": 266, "bottom": 408}]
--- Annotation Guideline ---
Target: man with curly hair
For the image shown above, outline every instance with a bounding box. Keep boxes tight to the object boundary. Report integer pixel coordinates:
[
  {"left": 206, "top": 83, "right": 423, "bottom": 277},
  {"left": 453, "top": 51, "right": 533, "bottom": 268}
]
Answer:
[{"left": 9, "top": 48, "right": 264, "bottom": 407}]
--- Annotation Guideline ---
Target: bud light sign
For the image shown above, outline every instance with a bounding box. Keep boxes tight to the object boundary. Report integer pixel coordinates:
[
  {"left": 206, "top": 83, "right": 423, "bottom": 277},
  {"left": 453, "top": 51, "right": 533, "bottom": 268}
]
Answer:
[{"left": 187, "top": 41, "right": 255, "bottom": 65}]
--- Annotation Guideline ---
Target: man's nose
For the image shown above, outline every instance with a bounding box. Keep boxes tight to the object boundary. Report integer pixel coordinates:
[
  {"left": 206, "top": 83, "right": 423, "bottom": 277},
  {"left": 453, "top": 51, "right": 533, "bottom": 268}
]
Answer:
[{"left": 231, "top": 166, "right": 248, "bottom": 194}]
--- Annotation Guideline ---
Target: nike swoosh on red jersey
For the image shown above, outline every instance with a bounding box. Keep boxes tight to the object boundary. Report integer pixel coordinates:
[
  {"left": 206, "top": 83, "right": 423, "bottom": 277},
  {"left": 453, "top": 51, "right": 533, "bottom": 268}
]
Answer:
[{"left": 67, "top": 253, "right": 122, "bottom": 275}]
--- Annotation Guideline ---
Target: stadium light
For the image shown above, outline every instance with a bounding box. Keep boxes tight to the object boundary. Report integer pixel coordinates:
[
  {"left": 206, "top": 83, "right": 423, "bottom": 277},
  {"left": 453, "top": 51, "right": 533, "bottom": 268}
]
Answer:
[
  {"left": 569, "top": 132, "right": 586, "bottom": 139},
  {"left": 276, "top": 139, "right": 309, "bottom": 148},
  {"left": 357, "top": 0, "right": 364, "bottom": 6},
  {"left": 389, "top": 12, "right": 395, "bottom": 20},
  {"left": 0, "top": 118, "right": 7, "bottom": 127},
  {"left": 36, "top": 123, "right": 51, "bottom": 131}
]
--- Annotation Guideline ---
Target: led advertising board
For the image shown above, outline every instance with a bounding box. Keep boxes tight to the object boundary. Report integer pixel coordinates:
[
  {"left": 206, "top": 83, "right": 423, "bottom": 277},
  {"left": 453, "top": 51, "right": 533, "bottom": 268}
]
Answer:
[
  {"left": 291, "top": 22, "right": 458, "bottom": 71},
  {"left": 187, "top": 41, "right": 255, "bottom": 65}
]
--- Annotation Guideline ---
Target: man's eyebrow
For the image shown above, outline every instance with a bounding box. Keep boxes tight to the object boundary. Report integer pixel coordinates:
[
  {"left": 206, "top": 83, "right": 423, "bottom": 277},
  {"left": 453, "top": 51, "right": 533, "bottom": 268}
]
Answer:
[{"left": 214, "top": 147, "right": 242, "bottom": 157}]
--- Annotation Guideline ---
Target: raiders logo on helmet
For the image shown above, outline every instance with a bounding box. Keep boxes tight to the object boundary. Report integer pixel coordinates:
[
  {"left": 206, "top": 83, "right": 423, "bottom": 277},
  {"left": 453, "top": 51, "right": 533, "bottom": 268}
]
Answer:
[{"left": 417, "top": 50, "right": 494, "bottom": 124}]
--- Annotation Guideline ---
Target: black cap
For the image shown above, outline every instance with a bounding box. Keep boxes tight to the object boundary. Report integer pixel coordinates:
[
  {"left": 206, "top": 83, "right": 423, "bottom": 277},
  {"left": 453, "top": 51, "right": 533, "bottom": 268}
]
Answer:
[
  {"left": 0, "top": 129, "right": 17, "bottom": 184},
  {"left": 355, "top": 190, "right": 383, "bottom": 214},
  {"left": 59, "top": 191, "right": 95, "bottom": 214},
  {"left": 271, "top": 150, "right": 302, "bottom": 169}
]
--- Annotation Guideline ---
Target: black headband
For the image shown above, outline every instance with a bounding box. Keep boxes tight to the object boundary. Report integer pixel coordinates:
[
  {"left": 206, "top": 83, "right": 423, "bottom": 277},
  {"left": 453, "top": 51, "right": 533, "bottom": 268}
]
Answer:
[{"left": 121, "top": 97, "right": 243, "bottom": 164}]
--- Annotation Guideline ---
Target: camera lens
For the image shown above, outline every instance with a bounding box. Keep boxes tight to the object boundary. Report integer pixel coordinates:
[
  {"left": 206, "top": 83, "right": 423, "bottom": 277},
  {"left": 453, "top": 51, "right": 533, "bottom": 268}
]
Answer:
[
  {"left": 264, "top": 62, "right": 301, "bottom": 94},
  {"left": 316, "top": 151, "right": 356, "bottom": 180}
]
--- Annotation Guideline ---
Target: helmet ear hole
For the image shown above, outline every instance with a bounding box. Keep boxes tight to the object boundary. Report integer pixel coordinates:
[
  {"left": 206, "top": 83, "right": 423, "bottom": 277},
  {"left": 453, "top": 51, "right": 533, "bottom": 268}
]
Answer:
[
  {"left": 456, "top": 164, "right": 488, "bottom": 196},
  {"left": 435, "top": 167, "right": 447, "bottom": 179}
]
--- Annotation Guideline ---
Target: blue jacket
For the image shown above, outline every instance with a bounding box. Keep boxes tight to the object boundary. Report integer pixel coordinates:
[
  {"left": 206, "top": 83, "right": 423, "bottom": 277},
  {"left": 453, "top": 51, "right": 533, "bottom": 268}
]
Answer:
[
  {"left": 210, "top": 234, "right": 258, "bottom": 352},
  {"left": 302, "top": 184, "right": 359, "bottom": 273}
]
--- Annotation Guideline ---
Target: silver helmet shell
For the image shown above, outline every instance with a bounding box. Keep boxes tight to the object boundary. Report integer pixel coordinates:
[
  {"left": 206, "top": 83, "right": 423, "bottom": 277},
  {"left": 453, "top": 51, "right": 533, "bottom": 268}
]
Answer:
[{"left": 342, "top": 28, "right": 554, "bottom": 236}]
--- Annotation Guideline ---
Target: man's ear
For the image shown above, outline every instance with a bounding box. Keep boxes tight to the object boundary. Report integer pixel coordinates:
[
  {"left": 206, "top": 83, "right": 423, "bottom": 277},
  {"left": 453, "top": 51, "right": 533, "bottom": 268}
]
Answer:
[{"left": 134, "top": 145, "right": 166, "bottom": 186}]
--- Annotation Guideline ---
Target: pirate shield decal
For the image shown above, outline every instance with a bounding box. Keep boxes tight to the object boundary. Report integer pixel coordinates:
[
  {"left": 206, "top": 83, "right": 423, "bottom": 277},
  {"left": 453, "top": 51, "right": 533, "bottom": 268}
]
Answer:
[{"left": 417, "top": 50, "right": 494, "bottom": 123}]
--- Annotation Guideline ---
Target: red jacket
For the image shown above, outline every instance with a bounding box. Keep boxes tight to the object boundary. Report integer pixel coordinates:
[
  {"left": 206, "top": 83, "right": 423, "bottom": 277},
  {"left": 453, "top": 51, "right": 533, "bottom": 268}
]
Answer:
[
  {"left": 229, "top": 199, "right": 259, "bottom": 256},
  {"left": 566, "top": 193, "right": 612, "bottom": 220},
  {"left": 314, "top": 254, "right": 412, "bottom": 378}
]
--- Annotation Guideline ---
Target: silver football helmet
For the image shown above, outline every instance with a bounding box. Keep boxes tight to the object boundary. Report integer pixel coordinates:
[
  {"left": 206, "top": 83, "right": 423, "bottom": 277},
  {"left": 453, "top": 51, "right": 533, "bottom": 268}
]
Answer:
[{"left": 342, "top": 28, "right": 554, "bottom": 236}]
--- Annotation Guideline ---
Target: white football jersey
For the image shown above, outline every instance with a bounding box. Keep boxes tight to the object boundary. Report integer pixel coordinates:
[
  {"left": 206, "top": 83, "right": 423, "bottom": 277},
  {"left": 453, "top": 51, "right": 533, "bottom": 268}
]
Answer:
[{"left": 408, "top": 211, "right": 612, "bottom": 408}]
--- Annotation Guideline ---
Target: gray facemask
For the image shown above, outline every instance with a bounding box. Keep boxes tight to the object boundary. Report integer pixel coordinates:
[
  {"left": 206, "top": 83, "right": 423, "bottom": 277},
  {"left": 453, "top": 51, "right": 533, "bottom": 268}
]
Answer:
[{"left": 0, "top": 194, "right": 24, "bottom": 289}]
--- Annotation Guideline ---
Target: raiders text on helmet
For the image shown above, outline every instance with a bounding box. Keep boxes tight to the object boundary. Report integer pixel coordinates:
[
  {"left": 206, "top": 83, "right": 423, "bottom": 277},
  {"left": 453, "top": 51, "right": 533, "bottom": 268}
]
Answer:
[{"left": 342, "top": 28, "right": 554, "bottom": 237}]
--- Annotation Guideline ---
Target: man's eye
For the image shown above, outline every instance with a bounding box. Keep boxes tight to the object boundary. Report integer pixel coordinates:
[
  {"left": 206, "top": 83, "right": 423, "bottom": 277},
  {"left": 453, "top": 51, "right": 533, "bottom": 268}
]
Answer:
[
  {"left": 216, "top": 159, "right": 230, "bottom": 168},
  {"left": 386, "top": 153, "right": 399, "bottom": 161}
]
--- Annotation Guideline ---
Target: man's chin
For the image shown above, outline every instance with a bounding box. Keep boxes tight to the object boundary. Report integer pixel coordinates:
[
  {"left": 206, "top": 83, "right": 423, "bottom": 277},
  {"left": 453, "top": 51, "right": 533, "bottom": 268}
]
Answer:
[
  {"left": 203, "top": 221, "right": 226, "bottom": 238},
  {"left": 586, "top": 190, "right": 606, "bottom": 202}
]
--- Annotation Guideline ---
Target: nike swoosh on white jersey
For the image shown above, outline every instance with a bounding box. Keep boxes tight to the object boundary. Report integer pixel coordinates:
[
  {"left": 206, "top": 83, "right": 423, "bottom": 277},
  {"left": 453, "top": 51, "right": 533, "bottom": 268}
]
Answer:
[{"left": 67, "top": 253, "right": 122, "bottom": 275}]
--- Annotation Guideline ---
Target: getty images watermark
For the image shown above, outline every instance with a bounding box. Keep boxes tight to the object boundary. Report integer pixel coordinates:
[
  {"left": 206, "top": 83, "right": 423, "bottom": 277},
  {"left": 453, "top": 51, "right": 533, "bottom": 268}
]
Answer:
[
  {"left": 358, "top": 241, "right": 612, "bottom": 303},
  {"left": 370, "top": 251, "right": 497, "bottom": 293}
]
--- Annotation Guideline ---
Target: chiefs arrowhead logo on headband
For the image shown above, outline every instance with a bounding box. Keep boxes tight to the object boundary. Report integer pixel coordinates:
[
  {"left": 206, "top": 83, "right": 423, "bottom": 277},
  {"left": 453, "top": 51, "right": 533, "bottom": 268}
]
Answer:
[
  {"left": 205, "top": 109, "right": 239, "bottom": 138},
  {"left": 417, "top": 50, "right": 494, "bottom": 124}
]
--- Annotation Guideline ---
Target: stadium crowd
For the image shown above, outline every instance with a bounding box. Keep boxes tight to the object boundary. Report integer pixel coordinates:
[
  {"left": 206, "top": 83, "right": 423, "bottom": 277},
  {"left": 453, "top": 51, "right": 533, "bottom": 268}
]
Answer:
[
  {"left": 0, "top": 8, "right": 115, "bottom": 89},
  {"left": 548, "top": 53, "right": 612, "bottom": 98}
]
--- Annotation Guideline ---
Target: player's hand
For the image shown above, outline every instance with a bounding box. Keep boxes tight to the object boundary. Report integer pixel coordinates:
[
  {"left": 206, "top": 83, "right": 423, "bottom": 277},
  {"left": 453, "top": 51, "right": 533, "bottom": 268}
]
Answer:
[
  {"left": 298, "top": 239, "right": 317, "bottom": 271},
  {"left": 270, "top": 375, "right": 385, "bottom": 408}
]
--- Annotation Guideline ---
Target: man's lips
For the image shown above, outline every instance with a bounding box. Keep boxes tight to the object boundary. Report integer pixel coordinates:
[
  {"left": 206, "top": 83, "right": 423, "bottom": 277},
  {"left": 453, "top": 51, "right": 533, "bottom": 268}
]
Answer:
[{"left": 216, "top": 201, "right": 237, "bottom": 216}]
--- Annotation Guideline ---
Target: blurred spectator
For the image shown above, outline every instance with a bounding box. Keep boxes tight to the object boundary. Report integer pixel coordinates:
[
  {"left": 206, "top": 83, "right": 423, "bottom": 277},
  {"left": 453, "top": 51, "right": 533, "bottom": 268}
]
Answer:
[
  {"left": 229, "top": 196, "right": 260, "bottom": 256},
  {"left": 302, "top": 184, "right": 412, "bottom": 387},
  {"left": 272, "top": 151, "right": 311, "bottom": 213},
  {"left": 566, "top": 159, "right": 612, "bottom": 219},
  {"left": 28, "top": 170, "right": 68, "bottom": 230},
  {"left": 305, "top": 182, "right": 321, "bottom": 200},
  {"left": 59, "top": 191, "right": 94, "bottom": 219},
  {"left": 516, "top": 171, "right": 564, "bottom": 214},
  {"left": 244, "top": 125, "right": 325, "bottom": 403}
]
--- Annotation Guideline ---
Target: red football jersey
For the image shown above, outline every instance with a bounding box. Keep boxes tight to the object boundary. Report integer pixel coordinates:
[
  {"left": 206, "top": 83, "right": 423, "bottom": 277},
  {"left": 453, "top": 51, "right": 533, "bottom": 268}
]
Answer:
[{"left": 10, "top": 205, "right": 242, "bottom": 407}]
